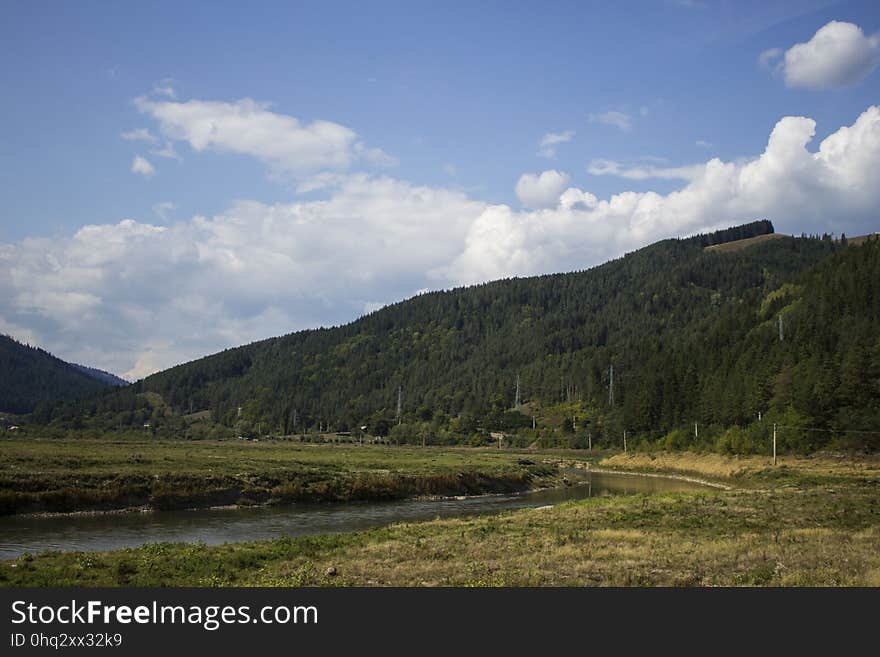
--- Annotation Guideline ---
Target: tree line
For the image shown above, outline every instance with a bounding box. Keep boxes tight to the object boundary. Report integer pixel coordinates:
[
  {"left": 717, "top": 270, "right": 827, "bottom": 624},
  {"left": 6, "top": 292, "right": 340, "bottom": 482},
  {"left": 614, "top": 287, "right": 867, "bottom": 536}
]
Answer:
[{"left": 24, "top": 224, "right": 880, "bottom": 452}]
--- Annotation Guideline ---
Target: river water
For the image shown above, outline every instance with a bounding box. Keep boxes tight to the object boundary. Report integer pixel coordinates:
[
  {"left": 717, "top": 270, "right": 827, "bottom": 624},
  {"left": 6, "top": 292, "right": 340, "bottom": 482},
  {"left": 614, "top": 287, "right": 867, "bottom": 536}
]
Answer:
[{"left": 0, "top": 471, "right": 712, "bottom": 559}]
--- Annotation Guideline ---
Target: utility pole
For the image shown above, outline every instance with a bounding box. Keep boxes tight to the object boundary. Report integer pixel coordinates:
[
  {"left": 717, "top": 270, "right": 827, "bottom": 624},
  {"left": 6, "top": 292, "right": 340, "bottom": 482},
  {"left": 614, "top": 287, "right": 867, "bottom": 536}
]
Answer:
[
  {"left": 778, "top": 315, "right": 784, "bottom": 342},
  {"left": 397, "top": 385, "right": 403, "bottom": 426},
  {"left": 609, "top": 365, "right": 614, "bottom": 407},
  {"left": 515, "top": 374, "right": 521, "bottom": 409},
  {"left": 773, "top": 423, "right": 777, "bottom": 466}
]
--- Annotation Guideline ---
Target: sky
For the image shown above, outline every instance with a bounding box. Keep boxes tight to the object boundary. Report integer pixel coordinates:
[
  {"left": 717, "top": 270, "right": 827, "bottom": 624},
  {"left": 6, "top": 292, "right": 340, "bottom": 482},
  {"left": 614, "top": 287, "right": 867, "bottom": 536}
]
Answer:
[{"left": 1, "top": 0, "right": 879, "bottom": 380}]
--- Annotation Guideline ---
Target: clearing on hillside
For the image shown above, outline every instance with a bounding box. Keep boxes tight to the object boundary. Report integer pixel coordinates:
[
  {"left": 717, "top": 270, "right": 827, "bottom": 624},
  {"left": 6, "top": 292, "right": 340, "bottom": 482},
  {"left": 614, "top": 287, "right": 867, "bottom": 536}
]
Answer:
[{"left": 704, "top": 233, "right": 786, "bottom": 252}]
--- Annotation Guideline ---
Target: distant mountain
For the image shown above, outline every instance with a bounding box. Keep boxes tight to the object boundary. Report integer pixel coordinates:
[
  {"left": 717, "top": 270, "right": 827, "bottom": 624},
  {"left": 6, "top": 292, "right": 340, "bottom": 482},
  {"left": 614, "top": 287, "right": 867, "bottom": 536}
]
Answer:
[
  {"left": 72, "top": 363, "right": 129, "bottom": 387},
  {"left": 0, "top": 335, "right": 118, "bottom": 413},
  {"left": 37, "top": 221, "right": 880, "bottom": 451}
]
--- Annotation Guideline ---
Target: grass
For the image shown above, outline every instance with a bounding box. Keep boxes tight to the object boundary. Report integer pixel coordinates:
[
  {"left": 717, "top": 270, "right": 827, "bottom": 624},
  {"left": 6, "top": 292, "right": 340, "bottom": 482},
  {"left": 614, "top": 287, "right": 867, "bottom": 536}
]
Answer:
[
  {"left": 598, "top": 451, "right": 880, "bottom": 485},
  {"left": 0, "top": 437, "right": 560, "bottom": 514},
  {"left": 704, "top": 233, "right": 787, "bottom": 252},
  {"left": 1, "top": 451, "right": 878, "bottom": 586}
]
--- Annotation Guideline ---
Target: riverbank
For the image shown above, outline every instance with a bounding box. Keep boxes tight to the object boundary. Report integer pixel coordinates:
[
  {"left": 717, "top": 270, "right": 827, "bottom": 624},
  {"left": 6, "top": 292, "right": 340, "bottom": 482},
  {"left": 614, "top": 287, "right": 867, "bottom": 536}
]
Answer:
[
  {"left": 0, "top": 438, "right": 562, "bottom": 515},
  {"left": 2, "top": 452, "right": 878, "bottom": 586}
]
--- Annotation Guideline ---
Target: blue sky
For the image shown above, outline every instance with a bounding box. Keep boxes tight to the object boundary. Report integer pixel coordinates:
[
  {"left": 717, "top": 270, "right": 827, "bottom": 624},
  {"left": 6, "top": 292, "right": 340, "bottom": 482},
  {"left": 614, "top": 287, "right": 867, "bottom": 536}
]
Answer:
[{"left": 1, "top": 0, "right": 879, "bottom": 378}]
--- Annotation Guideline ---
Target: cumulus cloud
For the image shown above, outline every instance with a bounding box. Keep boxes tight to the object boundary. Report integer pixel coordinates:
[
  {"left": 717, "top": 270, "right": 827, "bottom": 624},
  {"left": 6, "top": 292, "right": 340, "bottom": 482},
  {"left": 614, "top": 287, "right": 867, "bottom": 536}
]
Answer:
[
  {"left": 0, "top": 177, "right": 485, "bottom": 379},
  {"left": 131, "top": 155, "right": 155, "bottom": 177},
  {"left": 588, "top": 111, "right": 632, "bottom": 132},
  {"left": 134, "top": 96, "right": 395, "bottom": 179},
  {"left": 515, "top": 170, "right": 571, "bottom": 208},
  {"left": 537, "top": 130, "right": 575, "bottom": 158},
  {"left": 588, "top": 159, "right": 704, "bottom": 181},
  {"left": 3, "top": 107, "right": 880, "bottom": 378},
  {"left": 765, "top": 21, "right": 880, "bottom": 89},
  {"left": 444, "top": 106, "right": 880, "bottom": 284}
]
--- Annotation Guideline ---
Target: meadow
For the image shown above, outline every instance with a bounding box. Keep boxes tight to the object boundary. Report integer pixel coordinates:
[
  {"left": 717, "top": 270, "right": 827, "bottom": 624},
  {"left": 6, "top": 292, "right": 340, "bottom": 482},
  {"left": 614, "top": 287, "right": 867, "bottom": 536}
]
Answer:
[
  {"left": 0, "top": 437, "right": 558, "bottom": 514},
  {"left": 2, "top": 449, "right": 878, "bottom": 586}
]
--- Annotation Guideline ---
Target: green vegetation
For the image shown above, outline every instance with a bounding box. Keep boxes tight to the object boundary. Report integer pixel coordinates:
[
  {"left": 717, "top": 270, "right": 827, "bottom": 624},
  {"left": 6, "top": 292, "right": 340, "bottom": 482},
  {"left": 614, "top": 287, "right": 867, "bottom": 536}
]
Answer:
[
  {"left": 0, "top": 335, "right": 113, "bottom": 414},
  {"left": 3, "top": 452, "right": 877, "bottom": 587},
  {"left": 0, "top": 438, "right": 558, "bottom": 515},
  {"left": 17, "top": 223, "right": 880, "bottom": 454}
]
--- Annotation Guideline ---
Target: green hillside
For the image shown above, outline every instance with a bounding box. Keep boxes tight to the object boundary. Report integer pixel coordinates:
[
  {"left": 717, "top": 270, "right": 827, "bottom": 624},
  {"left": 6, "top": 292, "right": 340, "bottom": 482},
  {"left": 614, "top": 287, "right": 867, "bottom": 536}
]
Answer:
[
  {"left": 32, "top": 223, "right": 880, "bottom": 452},
  {"left": 0, "top": 335, "right": 115, "bottom": 413}
]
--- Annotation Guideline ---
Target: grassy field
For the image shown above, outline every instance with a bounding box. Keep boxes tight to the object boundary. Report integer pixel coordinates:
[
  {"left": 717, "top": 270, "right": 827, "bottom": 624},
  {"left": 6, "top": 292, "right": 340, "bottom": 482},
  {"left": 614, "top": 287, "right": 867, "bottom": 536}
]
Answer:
[
  {"left": 0, "top": 437, "right": 559, "bottom": 514},
  {"left": 1, "top": 451, "right": 878, "bottom": 586},
  {"left": 703, "top": 232, "right": 787, "bottom": 252}
]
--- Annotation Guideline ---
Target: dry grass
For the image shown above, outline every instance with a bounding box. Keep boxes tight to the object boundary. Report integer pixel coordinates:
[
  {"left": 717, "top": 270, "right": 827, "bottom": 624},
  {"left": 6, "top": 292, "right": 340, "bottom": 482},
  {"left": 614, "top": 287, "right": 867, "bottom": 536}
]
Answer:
[
  {"left": 3, "top": 451, "right": 878, "bottom": 587},
  {"left": 598, "top": 451, "right": 880, "bottom": 483},
  {"left": 704, "top": 233, "right": 787, "bottom": 253}
]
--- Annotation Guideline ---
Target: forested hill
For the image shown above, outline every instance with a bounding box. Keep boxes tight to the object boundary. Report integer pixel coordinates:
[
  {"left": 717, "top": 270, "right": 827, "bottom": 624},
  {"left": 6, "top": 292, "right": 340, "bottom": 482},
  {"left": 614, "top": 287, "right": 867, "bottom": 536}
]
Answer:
[
  {"left": 71, "top": 364, "right": 129, "bottom": 388},
  {"left": 34, "top": 224, "right": 880, "bottom": 451},
  {"left": 0, "top": 335, "right": 117, "bottom": 413}
]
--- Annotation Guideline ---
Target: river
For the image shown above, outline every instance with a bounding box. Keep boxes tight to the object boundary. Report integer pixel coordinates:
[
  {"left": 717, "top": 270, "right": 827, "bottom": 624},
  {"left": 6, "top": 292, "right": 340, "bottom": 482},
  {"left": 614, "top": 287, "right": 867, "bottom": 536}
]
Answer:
[{"left": 0, "top": 471, "right": 712, "bottom": 559}]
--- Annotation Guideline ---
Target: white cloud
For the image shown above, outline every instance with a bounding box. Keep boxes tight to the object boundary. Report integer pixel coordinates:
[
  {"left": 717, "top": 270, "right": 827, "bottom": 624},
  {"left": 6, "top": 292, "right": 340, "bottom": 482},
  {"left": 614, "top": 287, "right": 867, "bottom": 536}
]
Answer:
[
  {"left": 696, "top": 140, "right": 712, "bottom": 148},
  {"left": 558, "top": 187, "right": 598, "bottom": 208},
  {"left": 0, "top": 317, "right": 38, "bottom": 346},
  {"left": 294, "top": 172, "right": 351, "bottom": 194},
  {"left": 589, "top": 111, "right": 632, "bottom": 132},
  {"left": 537, "top": 130, "right": 575, "bottom": 158},
  {"left": 759, "top": 47, "right": 783, "bottom": 71},
  {"left": 588, "top": 159, "right": 704, "bottom": 181},
  {"left": 131, "top": 155, "right": 155, "bottom": 177},
  {"left": 355, "top": 142, "right": 399, "bottom": 168},
  {"left": 767, "top": 21, "right": 880, "bottom": 89},
  {"left": 0, "top": 177, "right": 485, "bottom": 379},
  {"left": 152, "top": 202, "right": 177, "bottom": 221},
  {"left": 443, "top": 106, "right": 880, "bottom": 284},
  {"left": 135, "top": 96, "right": 394, "bottom": 179},
  {"left": 515, "top": 170, "right": 571, "bottom": 208},
  {"left": 121, "top": 128, "right": 158, "bottom": 143},
  {"left": 4, "top": 107, "right": 880, "bottom": 379},
  {"left": 152, "top": 79, "right": 177, "bottom": 98},
  {"left": 150, "top": 141, "right": 181, "bottom": 161}
]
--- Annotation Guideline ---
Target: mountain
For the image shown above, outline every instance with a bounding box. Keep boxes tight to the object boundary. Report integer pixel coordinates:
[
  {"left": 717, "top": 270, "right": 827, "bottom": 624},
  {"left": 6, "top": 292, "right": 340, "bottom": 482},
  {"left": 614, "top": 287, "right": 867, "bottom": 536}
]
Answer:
[
  {"left": 0, "top": 335, "right": 119, "bottom": 413},
  {"left": 35, "top": 222, "right": 880, "bottom": 452},
  {"left": 72, "top": 364, "right": 129, "bottom": 387}
]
